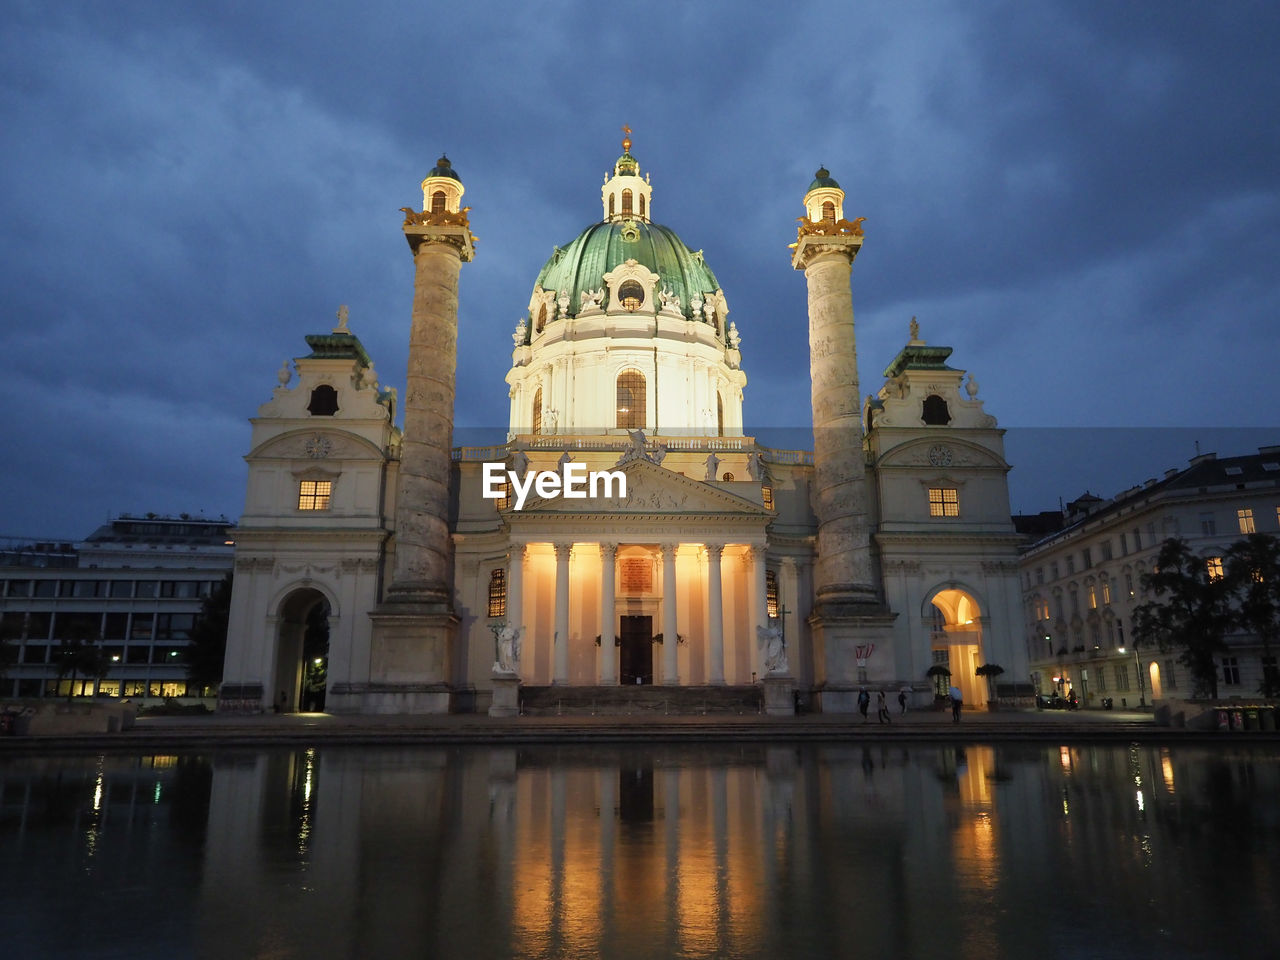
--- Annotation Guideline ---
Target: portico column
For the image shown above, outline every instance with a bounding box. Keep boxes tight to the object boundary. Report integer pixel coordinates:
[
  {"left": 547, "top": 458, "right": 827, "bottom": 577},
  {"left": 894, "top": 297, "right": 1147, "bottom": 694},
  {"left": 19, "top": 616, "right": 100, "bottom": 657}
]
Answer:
[
  {"left": 750, "top": 544, "right": 769, "bottom": 679},
  {"left": 599, "top": 542, "right": 617, "bottom": 684},
  {"left": 661, "top": 543, "right": 679, "bottom": 685},
  {"left": 508, "top": 544, "right": 525, "bottom": 668},
  {"left": 706, "top": 544, "right": 725, "bottom": 684},
  {"left": 553, "top": 542, "right": 571, "bottom": 683}
]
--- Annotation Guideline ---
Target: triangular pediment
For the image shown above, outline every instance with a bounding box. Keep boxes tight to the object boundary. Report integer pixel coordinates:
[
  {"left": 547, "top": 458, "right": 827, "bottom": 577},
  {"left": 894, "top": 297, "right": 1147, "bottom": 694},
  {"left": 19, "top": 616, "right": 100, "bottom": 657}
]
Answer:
[{"left": 511, "top": 457, "right": 770, "bottom": 518}]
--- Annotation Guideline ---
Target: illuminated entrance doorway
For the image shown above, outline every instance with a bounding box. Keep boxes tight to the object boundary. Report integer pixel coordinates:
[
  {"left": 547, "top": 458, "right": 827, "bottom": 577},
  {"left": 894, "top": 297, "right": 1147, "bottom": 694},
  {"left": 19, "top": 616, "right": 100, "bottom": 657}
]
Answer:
[
  {"left": 928, "top": 588, "right": 987, "bottom": 708},
  {"left": 620, "top": 615, "right": 653, "bottom": 685},
  {"left": 275, "top": 589, "right": 330, "bottom": 713}
]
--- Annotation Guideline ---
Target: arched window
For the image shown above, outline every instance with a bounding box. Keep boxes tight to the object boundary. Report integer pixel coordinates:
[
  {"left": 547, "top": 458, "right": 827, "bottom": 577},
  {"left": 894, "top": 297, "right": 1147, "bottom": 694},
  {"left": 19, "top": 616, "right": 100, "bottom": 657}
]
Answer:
[
  {"left": 609, "top": 194, "right": 615, "bottom": 217},
  {"left": 822, "top": 200, "right": 835, "bottom": 222},
  {"left": 922, "top": 394, "right": 951, "bottom": 425},
  {"left": 532, "top": 388, "right": 543, "bottom": 435},
  {"left": 431, "top": 191, "right": 447, "bottom": 213},
  {"left": 307, "top": 385, "right": 338, "bottom": 416},
  {"left": 535, "top": 304, "right": 547, "bottom": 334},
  {"left": 716, "top": 394, "right": 724, "bottom": 436},
  {"left": 639, "top": 194, "right": 646, "bottom": 218},
  {"left": 618, "top": 280, "right": 644, "bottom": 311},
  {"left": 616, "top": 370, "right": 646, "bottom": 429},
  {"left": 487, "top": 568, "right": 507, "bottom": 618},
  {"left": 622, "top": 189, "right": 633, "bottom": 215}
]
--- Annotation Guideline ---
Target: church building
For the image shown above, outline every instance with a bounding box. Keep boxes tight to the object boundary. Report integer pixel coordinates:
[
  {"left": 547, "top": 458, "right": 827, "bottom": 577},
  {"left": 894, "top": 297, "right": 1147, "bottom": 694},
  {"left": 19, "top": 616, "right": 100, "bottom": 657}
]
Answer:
[{"left": 218, "top": 135, "right": 1028, "bottom": 715}]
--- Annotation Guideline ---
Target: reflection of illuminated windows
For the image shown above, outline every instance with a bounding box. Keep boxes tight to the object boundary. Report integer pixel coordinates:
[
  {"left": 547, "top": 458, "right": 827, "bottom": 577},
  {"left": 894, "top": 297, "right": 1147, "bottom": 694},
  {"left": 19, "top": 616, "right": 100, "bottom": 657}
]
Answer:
[
  {"left": 928, "top": 487, "right": 959, "bottom": 517},
  {"left": 298, "top": 480, "right": 332, "bottom": 511}
]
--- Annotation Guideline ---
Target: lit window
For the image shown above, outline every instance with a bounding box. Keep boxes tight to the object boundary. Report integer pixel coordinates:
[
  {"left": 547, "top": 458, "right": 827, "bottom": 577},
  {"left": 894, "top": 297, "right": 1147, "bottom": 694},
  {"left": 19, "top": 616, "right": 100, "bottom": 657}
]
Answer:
[
  {"left": 609, "top": 194, "right": 615, "bottom": 217},
  {"left": 717, "top": 394, "right": 724, "bottom": 436},
  {"left": 1088, "top": 586, "right": 1097, "bottom": 609},
  {"left": 639, "top": 194, "right": 646, "bottom": 218},
  {"left": 1238, "top": 509, "right": 1256, "bottom": 534},
  {"left": 1102, "top": 581, "right": 1112, "bottom": 605},
  {"left": 494, "top": 481, "right": 511, "bottom": 511},
  {"left": 532, "top": 388, "right": 542, "bottom": 435},
  {"left": 1206, "top": 557, "right": 1224, "bottom": 580},
  {"left": 928, "top": 488, "right": 959, "bottom": 517},
  {"left": 762, "top": 485, "right": 774, "bottom": 510},
  {"left": 621, "top": 189, "right": 633, "bottom": 215},
  {"left": 766, "top": 570, "right": 779, "bottom": 619},
  {"left": 298, "top": 481, "right": 332, "bottom": 511},
  {"left": 822, "top": 200, "right": 835, "bottom": 222},
  {"left": 487, "top": 569, "right": 506, "bottom": 618},
  {"left": 618, "top": 280, "right": 644, "bottom": 311},
  {"left": 616, "top": 370, "right": 646, "bottom": 430},
  {"left": 430, "top": 190, "right": 446, "bottom": 213}
]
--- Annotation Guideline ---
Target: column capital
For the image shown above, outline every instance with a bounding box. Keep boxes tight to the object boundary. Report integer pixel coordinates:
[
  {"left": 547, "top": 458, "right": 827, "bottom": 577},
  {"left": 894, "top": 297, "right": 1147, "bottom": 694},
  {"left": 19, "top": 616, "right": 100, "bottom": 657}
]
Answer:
[
  {"left": 553, "top": 542, "right": 573, "bottom": 561},
  {"left": 660, "top": 542, "right": 679, "bottom": 559},
  {"left": 599, "top": 541, "right": 618, "bottom": 561},
  {"left": 703, "top": 543, "right": 724, "bottom": 562},
  {"left": 509, "top": 543, "right": 526, "bottom": 562}
]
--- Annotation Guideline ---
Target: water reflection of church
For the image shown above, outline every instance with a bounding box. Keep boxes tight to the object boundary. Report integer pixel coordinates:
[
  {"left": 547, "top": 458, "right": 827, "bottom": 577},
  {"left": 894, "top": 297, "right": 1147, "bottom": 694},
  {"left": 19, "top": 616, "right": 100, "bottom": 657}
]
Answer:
[{"left": 219, "top": 134, "right": 1028, "bottom": 714}]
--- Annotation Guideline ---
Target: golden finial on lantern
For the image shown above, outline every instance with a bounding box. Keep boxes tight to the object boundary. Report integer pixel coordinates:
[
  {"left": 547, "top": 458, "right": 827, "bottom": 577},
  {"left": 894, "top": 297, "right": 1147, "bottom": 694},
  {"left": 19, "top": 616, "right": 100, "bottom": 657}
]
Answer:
[{"left": 621, "top": 124, "right": 632, "bottom": 153}]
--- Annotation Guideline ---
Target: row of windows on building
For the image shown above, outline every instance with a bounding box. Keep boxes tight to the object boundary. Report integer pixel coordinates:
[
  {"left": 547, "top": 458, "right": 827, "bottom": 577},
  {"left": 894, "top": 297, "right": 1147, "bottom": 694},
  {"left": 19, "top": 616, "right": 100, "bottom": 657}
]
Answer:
[
  {"left": 0, "top": 578, "right": 220, "bottom": 599},
  {"left": 482, "top": 567, "right": 783, "bottom": 620},
  {"left": 2, "top": 610, "right": 198, "bottom": 643},
  {"left": 1030, "top": 507, "right": 1279, "bottom": 587},
  {"left": 7, "top": 679, "right": 195, "bottom": 699},
  {"left": 1060, "top": 656, "right": 1279, "bottom": 695}
]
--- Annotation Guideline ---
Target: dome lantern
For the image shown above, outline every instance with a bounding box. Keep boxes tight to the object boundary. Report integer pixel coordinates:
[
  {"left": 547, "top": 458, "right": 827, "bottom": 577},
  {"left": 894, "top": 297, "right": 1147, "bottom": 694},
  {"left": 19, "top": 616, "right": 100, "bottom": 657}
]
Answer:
[
  {"left": 802, "top": 165, "right": 844, "bottom": 224},
  {"left": 421, "top": 154, "right": 465, "bottom": 214},
  {"left": 602, "top": 124, "right": 652, "bottom": 223}
]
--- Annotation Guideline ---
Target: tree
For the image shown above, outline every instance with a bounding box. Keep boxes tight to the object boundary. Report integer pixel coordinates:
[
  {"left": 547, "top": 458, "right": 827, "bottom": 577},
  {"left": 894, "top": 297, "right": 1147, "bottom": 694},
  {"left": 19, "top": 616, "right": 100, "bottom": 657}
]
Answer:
[
  {"left": 1132, "top": 538, "right": 1232, "bottom": 699},
  {"left": 975, "top": 663, "right": 1005, "bottom": 703},
  {"left": 185, "top": 574, "right": 232, "bottom": 696},
  {"left": 925, "top": 663, "right": 951, "bottom": 699},
  {"left": 54, "top": 624, "right": 112, "bottom": 702},
  {"left": 1225, "top": 533, "right": 1280, "bottom": 698}
]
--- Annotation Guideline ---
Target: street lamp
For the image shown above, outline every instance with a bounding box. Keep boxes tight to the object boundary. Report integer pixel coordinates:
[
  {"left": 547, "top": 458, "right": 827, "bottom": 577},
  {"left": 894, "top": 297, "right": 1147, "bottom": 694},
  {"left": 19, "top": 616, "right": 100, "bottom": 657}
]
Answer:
[{"left": 1118, "top": 646, "right": 1146, "bottom": 708}]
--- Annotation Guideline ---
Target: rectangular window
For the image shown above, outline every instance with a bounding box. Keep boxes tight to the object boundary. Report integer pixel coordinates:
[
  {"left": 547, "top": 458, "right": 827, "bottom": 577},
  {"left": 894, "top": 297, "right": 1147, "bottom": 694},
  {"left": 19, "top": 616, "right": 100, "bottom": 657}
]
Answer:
[
  {"left": 1206, "top": 557, "right": 1224, "bottom": 580},
  {"left": 130, "top": 613, "right": 154, "bottom": 641},
  {"left": 487, "top": 569, "right": 507, "bottom": 619},
  {"left": 126, "top": 645, "right": 151, "bottom": 664},
  {"left": 1222, "top": 657, "right": 1240, "bottom": 685},
  {"left": 109, "top": 580, "right": 134, "bottom": 598},
  {"left": 1102, "top": 581, "right": 1112, "bottom": 605},
  {"left": 1106, "top": 619, "right": 1115, "bottom": 646},
  {"left": 1050, "top": 562, "right": 1060, "bottom": 581},
  {"left": 72, "top": 580, "right": 105, "bottom": 598},
  {"left": 761, "top": 485, "right": 774, "bottom": 511},
  {"left": 103, "top": 613, "right": 129, "bottom": 638},
  {"left": 1200, "top": 512, "right": 1216, "bottom": 536},
  {"left": 34, "top": 580, "right": 57, "bottom": 598},
  {"left": 1263, "top": 657, "right": 1279, "bottom": 693},
  {"left": 928, "top": 487, "right": 959, "bottom": 517},
  {"left": 1238, "top": 509, "right": 1256, "bottom": 534},
  {"left": 1120, "top": 533, "right": 1128, "bottom": 556},
  {"left": 135, "top": 581, "right": 158, "bottom": 599},
  {"left": 5, "top": 580, "right": 32, "bottom": 598},
  {"left": 160, "top": 581, "right": 200, "bottom": 599},
  {"left": 1088, "top": 586, "right": 1098, "bottom": 610},
  {"left": 1066, "top": 555, "right": 1076, "bottom": 575},
  {"left": 1117, "top": 621, "right": 1124, "bottom": 645},
  {"left": 1036, "top": 567, "right": 1044, "bottom": 585},
  {"left": 1082, "top": 548, "right": 1092, "bottom": 569},
  {"left": 1164, "top": 659, "right": 1176, "bottom": 689},
  {"left": 1100, "top": 541, "right": 1113, "bottom": 562},
  {"left": 1115, "top": 664, "right": 1130, "bottom": 692},
  {"left": 298, "top": 480, "right": 333, "bottom": 511},
  {"left": 1125, "top": 573, "right": 1135, "bottom": 598},
  {"left": 1132, "top": 528, "right": 1141, "bottom": 550},
  {"left": 155, "top": 613, "right": 195, "bottom": 641},
  {"left": 20, "top": 644, "right": 47, "bottom": 664},
  {"left": 1095, "top": 668, "right": 1106, "bottom": 692}
]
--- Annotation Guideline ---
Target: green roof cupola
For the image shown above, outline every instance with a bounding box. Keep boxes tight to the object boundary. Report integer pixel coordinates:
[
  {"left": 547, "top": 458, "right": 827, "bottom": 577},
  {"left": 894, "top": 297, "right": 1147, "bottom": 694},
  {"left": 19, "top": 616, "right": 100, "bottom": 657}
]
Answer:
[
  {"left": 803, "top": 165, "right": 845, "bottom": 224},
  {"left": 602, "top": 125, "right": 652, "bottom": 223},
  {"left": 420, "top": 154, "right": 465, "bottom": 214}
]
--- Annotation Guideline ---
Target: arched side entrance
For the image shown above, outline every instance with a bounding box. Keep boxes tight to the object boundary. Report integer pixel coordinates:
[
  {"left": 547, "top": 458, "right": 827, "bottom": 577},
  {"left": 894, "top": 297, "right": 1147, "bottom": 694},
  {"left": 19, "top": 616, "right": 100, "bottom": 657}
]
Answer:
[
  {"left": 925, "top": 587, "right": 987, "bottom": 708},
  {"left": 275, "top": 588, "right": 331, "bottom": 713},
  {"left": 1148, "top": 660, "right": 1163, "bottom": 701}
]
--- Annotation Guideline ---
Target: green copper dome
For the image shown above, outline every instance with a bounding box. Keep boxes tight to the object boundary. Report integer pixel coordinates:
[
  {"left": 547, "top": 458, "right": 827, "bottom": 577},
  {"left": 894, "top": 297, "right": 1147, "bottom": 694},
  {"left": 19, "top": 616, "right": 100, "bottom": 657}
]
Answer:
[
  {"left": 808, "top": 166, "right": 840, "bottom": 191},
  {"left": 534, "top": 219, "right": 720, "bottom": 323},
  {"left": 427, "top": 155, "right": 461, "bottom": 181}
]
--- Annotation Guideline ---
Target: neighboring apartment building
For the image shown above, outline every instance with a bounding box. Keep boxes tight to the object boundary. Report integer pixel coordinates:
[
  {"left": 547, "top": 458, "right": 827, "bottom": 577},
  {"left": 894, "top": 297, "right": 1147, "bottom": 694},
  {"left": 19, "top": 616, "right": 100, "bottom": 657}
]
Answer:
[
  {"left": 1019, "top": 446, "right": 1280, "bottom": 706},
  {"left": 0, "top": 516, "right": 234, "bottom": 700}
]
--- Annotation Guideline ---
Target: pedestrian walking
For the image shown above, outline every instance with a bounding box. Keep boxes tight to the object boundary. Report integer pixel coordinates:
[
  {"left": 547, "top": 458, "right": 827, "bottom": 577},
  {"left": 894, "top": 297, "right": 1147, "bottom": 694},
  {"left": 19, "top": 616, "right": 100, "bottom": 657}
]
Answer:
[
  {"left": 949, "top": 685, "right": 963, "bottom": 723},
  {"left": 877, "top": 690, "right": 891, "bottom": 724},
  {"left": 897, "top": 687, "right": 908, "bottom": 715},
  {"left": 857, "top": 688, "right": 870, "bottom": 722}
]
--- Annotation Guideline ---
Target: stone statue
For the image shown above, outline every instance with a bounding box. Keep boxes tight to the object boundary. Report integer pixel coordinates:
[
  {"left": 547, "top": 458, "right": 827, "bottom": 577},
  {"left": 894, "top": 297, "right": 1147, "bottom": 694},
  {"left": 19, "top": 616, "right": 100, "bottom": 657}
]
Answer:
[
  {"left": 727, "top": 321, "right": 741, "bottom": 349},
  {"left": 689, "top": 293, "right": 704, "bottom": 318},
  {"left": 557, "top": 290, "right": 570, "bottom": 320},
  {"left": 335, "top": 304, "right": 350, "bottom": 334},
  {"left": 543, "top": 408, "right": 558, "bottom": 433},
  {"left": 494, "top": 624, "right": 522, "bottom": 675},
  {"left": 508, "top": 448, "right": 529, "bottom": 479},
  {"left": 746, "top": 451, "right": 763, "bottom": 481},
  {"left": 650, "top": 442, "right": 667, "bottom": 466},
  {"left": 580, "top": 288, "right": 604, "bottom": 311},
  {"left": 556, "top": 451, "right": 573, "bottom": 475},
  {"left": 758, "top": 624, "right": 787, "bottom": 675},
  {"left": 615, "top": 429, "right": 647, "bottom": 466},
  {"left": 909, "top": 316, "right": 920, "bottom": 342},
  {"left": 277, "top": 361, "right": 292, "bottom": 387},
  {"left": 659, "top": 287, "right": 681, "bottom": 313},
  {"left": 703, "top": 452, "right": 721, "bottom": 482},
  {"left": 513, "top": 320, "right": 527, "bottom": 347}
]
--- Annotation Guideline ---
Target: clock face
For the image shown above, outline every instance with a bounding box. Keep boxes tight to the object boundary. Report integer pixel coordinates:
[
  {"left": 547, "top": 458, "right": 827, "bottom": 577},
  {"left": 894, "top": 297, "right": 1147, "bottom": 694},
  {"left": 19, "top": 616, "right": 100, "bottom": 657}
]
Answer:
[{"left": 928, "top": 444, "right": 953, "bottom": 467}]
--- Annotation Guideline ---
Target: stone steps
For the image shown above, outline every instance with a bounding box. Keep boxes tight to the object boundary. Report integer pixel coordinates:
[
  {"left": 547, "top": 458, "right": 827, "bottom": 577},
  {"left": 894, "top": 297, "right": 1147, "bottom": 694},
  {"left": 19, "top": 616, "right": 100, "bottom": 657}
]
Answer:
[{"left": 518, "top": 684, "right": 764, "bottom": 717}]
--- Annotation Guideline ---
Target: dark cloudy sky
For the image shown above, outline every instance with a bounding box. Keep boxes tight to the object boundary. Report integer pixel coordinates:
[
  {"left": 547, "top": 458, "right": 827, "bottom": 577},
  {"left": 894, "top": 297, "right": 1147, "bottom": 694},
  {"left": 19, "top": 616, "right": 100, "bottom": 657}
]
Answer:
[{"left": 2, "top": 1, "right": 1277, "bottom": 539}]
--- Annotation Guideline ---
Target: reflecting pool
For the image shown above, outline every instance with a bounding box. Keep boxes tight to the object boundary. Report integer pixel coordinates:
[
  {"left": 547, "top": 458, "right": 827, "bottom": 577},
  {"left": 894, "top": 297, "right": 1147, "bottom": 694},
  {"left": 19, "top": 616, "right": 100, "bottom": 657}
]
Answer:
[{"left": 2, "top": 743, "right": 1278, "bottom": 959}]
